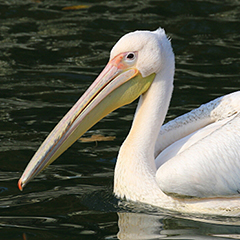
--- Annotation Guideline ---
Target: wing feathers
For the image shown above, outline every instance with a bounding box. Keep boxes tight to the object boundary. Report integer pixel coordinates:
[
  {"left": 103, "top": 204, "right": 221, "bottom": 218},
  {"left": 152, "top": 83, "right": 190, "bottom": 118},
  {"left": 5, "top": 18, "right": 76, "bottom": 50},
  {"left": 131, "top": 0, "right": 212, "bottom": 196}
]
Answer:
[
  {"left": 155, "top": 91, "right": 240, "bottom": 158},
  {"left": 156, "top": 113, "right": 240, "bottom": 198}
]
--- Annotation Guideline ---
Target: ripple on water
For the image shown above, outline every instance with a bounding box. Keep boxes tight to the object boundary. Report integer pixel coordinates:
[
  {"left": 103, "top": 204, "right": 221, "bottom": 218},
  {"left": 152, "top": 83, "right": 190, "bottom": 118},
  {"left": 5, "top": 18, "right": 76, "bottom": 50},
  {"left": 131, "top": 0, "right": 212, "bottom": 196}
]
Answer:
[{"left": 0, "top": 0, "right": 240, "bottom": 239}]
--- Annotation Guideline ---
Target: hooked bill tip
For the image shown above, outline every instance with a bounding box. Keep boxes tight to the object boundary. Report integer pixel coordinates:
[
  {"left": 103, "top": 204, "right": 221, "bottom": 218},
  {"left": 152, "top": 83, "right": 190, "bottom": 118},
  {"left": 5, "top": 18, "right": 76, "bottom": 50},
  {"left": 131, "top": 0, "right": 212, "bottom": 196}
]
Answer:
[{"left": 18, "top": 179, "right": 23, "bottom": 191}]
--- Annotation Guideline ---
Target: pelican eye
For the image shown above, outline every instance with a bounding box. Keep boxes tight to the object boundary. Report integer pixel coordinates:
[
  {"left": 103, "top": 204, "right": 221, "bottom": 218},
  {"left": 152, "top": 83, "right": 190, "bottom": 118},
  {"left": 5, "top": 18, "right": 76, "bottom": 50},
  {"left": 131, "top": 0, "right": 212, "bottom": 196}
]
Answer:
[{"left": 125, "top": 52, "right": 136, "bottom": 61}]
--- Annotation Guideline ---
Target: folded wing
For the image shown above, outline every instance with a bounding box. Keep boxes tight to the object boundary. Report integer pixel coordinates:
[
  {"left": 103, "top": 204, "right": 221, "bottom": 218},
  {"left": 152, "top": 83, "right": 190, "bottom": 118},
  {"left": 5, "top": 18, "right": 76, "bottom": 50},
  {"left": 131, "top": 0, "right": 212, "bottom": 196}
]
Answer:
[{"left": 156, "top": 93, "right": 240, "bottom": 198}]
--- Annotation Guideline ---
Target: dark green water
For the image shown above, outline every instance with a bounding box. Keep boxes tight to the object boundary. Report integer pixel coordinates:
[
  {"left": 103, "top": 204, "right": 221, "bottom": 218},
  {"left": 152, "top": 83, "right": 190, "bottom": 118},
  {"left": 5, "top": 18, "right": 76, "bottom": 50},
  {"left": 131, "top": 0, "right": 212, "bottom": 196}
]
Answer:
[{"left": 0, "top": 0, "right": 240, "bottom": 239}]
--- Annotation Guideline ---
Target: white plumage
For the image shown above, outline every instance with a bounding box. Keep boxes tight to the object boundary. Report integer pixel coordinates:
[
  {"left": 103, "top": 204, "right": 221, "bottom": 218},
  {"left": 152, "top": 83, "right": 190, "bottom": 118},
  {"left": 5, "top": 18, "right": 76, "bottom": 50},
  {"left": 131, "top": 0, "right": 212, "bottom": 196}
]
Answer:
[
  {"left": 112, "top": 29, "right": 240, "bottom": 215},
  {"left": 18, "top": 28, "right": 240, "bottom": 216}
]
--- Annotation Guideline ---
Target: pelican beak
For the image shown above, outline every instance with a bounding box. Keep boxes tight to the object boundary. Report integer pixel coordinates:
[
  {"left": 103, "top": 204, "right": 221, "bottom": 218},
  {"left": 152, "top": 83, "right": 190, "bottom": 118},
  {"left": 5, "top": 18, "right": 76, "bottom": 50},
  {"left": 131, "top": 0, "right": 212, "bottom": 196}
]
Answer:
[{"left": 18, "top": 52, "right": 155, "bottom": 190}]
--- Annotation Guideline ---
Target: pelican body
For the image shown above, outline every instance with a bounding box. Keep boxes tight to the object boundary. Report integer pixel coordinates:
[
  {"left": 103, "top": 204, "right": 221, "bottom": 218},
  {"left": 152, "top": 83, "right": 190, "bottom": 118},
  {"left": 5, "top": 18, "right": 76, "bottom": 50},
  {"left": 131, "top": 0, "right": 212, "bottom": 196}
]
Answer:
[{"left": 18, "top": 28, "right": 240, "bottom": 216}]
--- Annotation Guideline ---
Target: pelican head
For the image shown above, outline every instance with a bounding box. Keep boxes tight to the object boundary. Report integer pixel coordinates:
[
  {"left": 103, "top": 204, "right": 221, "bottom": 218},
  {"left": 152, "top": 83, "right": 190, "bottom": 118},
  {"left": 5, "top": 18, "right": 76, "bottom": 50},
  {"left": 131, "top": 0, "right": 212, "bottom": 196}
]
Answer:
[{"left": 18, "top": 28, "right": 174, "bottom": 190}]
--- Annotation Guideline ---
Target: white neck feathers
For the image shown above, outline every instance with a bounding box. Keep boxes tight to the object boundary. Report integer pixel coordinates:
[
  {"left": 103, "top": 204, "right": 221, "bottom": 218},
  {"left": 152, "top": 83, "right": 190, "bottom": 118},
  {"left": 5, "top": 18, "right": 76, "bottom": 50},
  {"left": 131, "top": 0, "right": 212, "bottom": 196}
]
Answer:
[{"left": 114, "top": 65, "right": 174, "bottom": 202}]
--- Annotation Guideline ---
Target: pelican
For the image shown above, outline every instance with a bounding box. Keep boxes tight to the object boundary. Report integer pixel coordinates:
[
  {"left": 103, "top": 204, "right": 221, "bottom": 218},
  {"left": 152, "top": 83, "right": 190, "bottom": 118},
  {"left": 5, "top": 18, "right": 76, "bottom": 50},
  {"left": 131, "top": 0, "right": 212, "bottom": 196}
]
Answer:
[{"left": 18, "top": 28, "right": 240, "bottom": 216}]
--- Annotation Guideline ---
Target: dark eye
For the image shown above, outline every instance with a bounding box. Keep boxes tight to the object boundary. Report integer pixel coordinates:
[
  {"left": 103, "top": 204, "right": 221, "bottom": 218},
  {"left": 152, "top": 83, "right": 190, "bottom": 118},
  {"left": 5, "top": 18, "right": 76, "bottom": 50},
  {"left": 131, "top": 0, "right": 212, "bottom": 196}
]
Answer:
[{"left": 126, "top": 52, "right": 135, "bottom": 60}]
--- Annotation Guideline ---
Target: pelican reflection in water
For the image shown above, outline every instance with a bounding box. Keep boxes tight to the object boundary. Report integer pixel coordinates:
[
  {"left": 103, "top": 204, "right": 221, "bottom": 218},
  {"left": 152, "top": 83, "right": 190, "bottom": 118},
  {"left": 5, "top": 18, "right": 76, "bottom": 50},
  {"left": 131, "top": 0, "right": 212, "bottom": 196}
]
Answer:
[{"left": 18, "top": 28, "right": 240, "bottom": 216}]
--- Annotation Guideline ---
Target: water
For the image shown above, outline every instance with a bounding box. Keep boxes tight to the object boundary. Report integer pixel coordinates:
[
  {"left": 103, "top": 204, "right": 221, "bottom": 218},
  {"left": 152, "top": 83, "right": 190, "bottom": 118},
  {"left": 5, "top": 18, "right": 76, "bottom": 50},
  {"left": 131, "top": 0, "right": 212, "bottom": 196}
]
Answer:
[{"left": 0, "top": 0, "right": 240, "bottom": 239}]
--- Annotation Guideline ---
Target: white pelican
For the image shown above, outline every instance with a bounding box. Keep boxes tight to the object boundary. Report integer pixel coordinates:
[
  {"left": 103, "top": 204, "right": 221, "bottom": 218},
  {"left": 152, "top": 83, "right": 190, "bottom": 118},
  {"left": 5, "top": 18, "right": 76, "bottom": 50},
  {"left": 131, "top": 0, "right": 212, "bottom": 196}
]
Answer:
[{"left": 18, "top": 28, "right": 240, "bottom": 216}]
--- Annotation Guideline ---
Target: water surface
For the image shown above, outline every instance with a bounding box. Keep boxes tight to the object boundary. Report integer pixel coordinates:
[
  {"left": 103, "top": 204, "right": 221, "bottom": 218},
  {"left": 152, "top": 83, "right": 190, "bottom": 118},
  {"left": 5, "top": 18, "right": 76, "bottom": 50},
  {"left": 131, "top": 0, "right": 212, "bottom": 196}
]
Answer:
[{"left": 0, "top": 0, "right": 240, "bottom": 239}]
